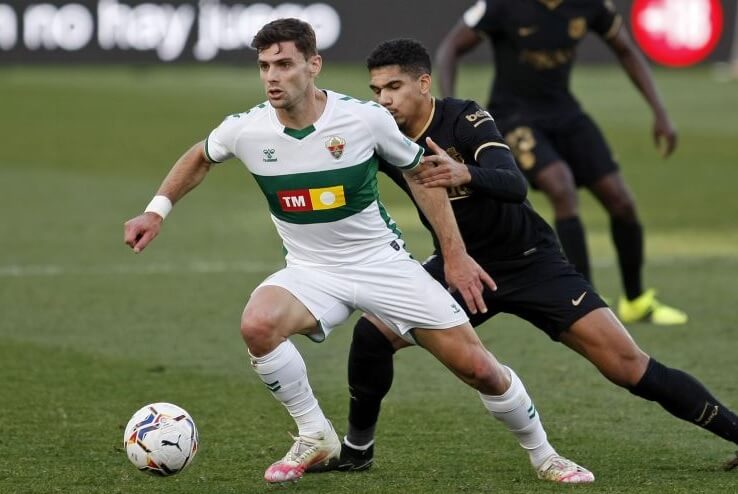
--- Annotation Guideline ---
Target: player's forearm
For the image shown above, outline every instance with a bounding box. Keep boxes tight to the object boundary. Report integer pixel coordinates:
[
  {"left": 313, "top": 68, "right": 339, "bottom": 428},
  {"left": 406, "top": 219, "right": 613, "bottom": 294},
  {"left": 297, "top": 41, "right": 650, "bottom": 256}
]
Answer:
[
  {"left": 467, "top": 149, "right": 527, "bottom": 203},
  {"left": 615, "top": 44, "right": 669, "bottom": 118},
  {"left": 436, "top": 22, "right": 483, "bottom": 98},
  {"left": 406, "top": 177, "right": 466, "bottom": 256},
  {"left": 155, "top": 142, "right": 213, "bottom": 204},
  {"left": 436, "top": 40, "right": 460, "bottom": 98}
]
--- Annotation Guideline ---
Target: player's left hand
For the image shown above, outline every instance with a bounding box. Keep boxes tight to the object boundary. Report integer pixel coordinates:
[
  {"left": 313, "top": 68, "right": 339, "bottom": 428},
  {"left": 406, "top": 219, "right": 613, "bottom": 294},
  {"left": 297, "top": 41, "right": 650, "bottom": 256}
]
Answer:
[
  {"left": 653, "top": 113, "right": 677, "bottom": 158},
  {"left": 444, "top": 251, "right": 497, "bottom": 315},
  {"left": 415, "top": 137, "right": 472, "bottom": 187}
]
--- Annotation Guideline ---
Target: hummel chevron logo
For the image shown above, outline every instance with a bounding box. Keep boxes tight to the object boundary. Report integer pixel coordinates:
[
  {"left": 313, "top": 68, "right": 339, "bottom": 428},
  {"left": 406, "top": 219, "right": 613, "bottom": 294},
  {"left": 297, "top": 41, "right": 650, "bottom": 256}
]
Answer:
[
  {"left": 265, "top": 380, "right": 281, "bottom": 392},
  {"left": 571, "top": 291, "right": 587, "bottom": 306}
]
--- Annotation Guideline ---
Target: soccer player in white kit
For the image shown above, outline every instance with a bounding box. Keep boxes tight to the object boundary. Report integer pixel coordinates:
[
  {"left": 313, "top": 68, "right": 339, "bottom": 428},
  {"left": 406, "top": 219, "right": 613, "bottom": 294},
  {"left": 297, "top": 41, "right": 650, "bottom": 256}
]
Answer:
[{"left": 124, "top": 18, "right": 593, "bottom": 485}]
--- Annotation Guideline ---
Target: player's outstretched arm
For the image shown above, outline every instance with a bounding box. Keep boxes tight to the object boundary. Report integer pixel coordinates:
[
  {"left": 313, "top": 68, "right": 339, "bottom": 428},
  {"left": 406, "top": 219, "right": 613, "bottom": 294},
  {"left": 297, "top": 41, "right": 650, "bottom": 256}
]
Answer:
[
  {"left": 607, "top": 27, "right": 677, "bottom": 157},
  {"left": 436, "top": 20, "right": 483, "bottom": 98},
  {"left": 403, "top": 165, "right": 496, "bottom": 314},
  {"left": 417, "top": 137, "right": 527, "bottom": 203},
  {"left": 414, "top": 137, "right": 472, "bottom": 188},
  {"left": 124, "top": 141, "right": 212, "bottom": 253}
]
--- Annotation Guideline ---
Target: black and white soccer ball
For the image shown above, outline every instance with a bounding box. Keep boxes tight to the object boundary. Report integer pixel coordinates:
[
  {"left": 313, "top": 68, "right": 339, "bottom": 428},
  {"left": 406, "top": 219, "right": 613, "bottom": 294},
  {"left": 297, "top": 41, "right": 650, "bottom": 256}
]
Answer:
[{"left": 123, "top": 402, "right": 198, "bottom": 476}]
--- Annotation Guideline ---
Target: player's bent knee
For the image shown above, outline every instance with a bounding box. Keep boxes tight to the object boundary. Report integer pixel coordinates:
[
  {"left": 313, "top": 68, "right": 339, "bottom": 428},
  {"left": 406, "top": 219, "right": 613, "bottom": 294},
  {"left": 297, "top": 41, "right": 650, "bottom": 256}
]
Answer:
[
  {"left": 240, "top": 312, "right": 280, "bottom": 353},
  {"left": 595, "top": 349, "right": 649, "bottom": 387},
  {"left": 539, "top": 179, "right": 578, "bottom": 216},
  {"left": 607, "top": 197, "right": 637, "bottom": 222},
  {"left": 610, "top": 352, "right": 650, "bottom": 387},
  {"left": 458, "top": 349, "right": 510, "bottom": 395}
]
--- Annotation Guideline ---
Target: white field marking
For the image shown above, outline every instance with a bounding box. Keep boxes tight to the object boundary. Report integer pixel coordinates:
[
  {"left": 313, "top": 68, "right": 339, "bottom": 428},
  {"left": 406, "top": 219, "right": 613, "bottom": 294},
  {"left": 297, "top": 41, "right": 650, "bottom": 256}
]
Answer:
[
  {"left": 0, "top": 256, "right": 736, "bottom": 278},
  {"left": 0, "top": 260, "right": 280, "bottom": 278}
]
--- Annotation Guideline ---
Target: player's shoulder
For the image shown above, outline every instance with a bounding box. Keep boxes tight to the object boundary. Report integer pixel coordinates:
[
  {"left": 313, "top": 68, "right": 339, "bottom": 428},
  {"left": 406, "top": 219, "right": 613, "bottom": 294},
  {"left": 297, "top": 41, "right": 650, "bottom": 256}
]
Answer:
[
  {"left": 439, "top": 97, "right": 477, "bottom": 115},
  {"left": 330, "top": 90, "right": 389, "bottom": 117},
  {"left": 439, "top": 97, "right": 492, "bottom": 127},
  {"left": 464, "top": 0, "right": 514, "bottom": 27},
  {"left": 214, "top": 102, "right": 269, "bottom": 132},
  {"left": 329, "top": 90, "right": 398, "bottom": 137},
  {"left": 228, "top": 101, "right": 270, "bottom": 123}
]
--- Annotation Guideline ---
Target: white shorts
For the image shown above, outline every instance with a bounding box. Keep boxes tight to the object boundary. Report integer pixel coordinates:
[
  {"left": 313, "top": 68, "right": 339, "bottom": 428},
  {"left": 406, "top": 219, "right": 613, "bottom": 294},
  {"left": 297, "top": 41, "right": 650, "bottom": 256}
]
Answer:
[{"left": 256, "top": 258, "right": 469, "bottom": 343}]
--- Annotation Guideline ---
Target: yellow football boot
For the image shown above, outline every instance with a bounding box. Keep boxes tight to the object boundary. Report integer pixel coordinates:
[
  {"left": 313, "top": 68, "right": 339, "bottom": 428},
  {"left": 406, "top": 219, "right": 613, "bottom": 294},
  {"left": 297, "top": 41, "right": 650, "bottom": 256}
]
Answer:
[{"left": 618, "top": 289, "right": 688, "bottom": 325}]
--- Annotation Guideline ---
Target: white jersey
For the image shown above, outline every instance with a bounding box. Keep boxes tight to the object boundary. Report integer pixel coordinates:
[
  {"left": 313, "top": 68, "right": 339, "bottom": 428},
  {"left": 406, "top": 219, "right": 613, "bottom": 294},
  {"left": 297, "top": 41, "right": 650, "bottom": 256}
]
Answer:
[{"left": 205, "top": 90, "right": 424, "bottom": 267}]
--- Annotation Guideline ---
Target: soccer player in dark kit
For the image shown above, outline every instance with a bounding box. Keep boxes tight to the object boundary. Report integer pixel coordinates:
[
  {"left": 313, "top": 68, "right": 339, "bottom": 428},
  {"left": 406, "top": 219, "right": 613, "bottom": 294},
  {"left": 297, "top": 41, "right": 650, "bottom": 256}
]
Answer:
[
  {"left": 436, "top": 0, "right": 686, "bottom": 325},
  {"left": 308, "top": 38, "right": 738, "bottom": 476}
]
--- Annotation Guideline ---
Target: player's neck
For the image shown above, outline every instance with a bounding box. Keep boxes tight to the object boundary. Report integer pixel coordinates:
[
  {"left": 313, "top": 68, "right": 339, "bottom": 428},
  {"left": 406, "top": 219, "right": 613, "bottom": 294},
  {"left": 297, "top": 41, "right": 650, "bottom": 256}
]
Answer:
[
  {"left": 276, "top": 87, "right": 327, "bottom": 130},
  {"left": 406, "top": 97, "right": 435, "bottom": 141}
]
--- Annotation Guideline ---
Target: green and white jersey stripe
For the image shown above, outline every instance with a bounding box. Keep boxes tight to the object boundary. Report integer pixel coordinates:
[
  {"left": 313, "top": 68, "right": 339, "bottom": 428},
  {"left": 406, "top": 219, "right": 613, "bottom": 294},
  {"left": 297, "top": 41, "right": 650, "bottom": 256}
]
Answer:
[{"left": 206, "top": 90, "right": 423, "bottom": 266}]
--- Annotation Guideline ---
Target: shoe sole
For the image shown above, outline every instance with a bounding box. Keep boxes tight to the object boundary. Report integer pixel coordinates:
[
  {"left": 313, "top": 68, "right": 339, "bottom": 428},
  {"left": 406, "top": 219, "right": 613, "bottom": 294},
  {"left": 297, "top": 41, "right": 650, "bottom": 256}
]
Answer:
[{"left": 306, "top": 457, "right": 373, "bottom": 473}]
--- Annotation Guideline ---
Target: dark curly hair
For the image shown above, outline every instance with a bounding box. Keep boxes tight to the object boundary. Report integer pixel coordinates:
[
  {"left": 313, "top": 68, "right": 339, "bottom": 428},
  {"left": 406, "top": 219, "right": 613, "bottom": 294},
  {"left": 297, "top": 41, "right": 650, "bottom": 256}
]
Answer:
[
  {"left": 366, "top": 38, "right": 432, "bottom": 77},
  {"left": 252, "top": 18, "right": 317, "bottom": 59}
]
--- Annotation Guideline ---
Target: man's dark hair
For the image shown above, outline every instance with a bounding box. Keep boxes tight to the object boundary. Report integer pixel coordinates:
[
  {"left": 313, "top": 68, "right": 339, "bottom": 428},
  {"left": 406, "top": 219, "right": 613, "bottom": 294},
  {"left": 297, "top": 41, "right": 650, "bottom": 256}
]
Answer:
[
  {"left": 252, "top": 18, "right": 317, "bottom": 58},
  {"left": 366, "top": 38, "right": 432, "bottom": 77}
]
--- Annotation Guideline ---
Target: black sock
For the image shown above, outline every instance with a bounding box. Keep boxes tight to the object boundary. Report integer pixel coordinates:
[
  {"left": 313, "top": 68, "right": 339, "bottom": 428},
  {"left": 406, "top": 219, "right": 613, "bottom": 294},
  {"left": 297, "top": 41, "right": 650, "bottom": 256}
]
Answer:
[
  {"left": 611, "top": 217, "right": 644, "bottom": 300},
  {"left": 555, "top": 216, "right": 591, "bottom": 283},
  {"left": 346, "top": 317, "right": 395, "bottom": 446},
  {"left": 630, "top": 358, "right": 738, "bottom": 445}
]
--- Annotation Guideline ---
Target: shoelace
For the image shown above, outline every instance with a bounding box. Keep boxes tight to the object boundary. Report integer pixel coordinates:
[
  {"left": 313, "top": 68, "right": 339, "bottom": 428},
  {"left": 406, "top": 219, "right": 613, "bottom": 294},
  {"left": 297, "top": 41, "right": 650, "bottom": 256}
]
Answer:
[
  {"left": 284, "top": 433, "right": 320, "bottom": 463},
  {"left": 541, "top": 456, "right": 582, "bottom": 475}
]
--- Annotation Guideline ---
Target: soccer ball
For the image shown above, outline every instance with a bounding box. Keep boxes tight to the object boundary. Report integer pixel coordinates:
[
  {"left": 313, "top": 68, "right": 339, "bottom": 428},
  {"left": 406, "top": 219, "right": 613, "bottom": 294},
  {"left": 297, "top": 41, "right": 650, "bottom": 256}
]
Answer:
[{"left": 123, "top": 402, "right": 199, "bottom": 476}]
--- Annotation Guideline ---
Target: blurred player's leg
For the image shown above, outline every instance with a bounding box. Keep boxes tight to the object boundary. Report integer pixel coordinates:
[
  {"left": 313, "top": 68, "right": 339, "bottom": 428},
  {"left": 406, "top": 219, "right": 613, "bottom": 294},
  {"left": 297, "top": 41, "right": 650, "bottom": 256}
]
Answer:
[
  {"left": 590, "top": 173, "right": 687, "bottom": 325},
  {"left": 534, "top": 161, "right": 592, "bottom": 283},
  {"left": 591, "top": 172, "right": 642, "bottom": 299}
]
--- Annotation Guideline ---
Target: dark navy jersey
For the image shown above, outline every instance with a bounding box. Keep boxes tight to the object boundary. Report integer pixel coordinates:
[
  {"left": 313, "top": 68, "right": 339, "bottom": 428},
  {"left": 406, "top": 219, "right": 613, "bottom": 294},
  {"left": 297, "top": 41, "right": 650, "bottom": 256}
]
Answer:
[
  {"left": 463, "top": 0, "right": 622, "bottom": 118},
  {"left": 379, "top": 97, "right": 559, "bottom": 262}
]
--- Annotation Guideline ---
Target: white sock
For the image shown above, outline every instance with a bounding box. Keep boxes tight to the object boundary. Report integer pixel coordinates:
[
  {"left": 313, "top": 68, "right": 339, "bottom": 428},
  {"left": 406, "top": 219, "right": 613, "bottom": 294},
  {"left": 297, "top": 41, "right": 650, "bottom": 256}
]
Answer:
[
  {"left": 250, "top": 340, "right": 329, "bottom": 438},
  {"left": 479, "top": 366, "right": 556, "bottom": 469}
]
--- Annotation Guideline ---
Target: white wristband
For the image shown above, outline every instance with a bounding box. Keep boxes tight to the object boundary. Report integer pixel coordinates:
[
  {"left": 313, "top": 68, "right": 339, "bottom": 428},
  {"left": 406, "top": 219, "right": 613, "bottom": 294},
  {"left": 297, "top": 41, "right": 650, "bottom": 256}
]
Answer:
[{"left": 144, "top": 195, "right": 173, "bottom": 220}]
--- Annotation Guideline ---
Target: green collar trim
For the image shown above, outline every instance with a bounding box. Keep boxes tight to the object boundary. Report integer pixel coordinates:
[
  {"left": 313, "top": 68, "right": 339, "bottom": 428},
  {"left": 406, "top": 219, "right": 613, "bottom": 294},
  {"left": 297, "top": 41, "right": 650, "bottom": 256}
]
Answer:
[{"left": 283, "top": 125, "right": 316, "bottom": 140}]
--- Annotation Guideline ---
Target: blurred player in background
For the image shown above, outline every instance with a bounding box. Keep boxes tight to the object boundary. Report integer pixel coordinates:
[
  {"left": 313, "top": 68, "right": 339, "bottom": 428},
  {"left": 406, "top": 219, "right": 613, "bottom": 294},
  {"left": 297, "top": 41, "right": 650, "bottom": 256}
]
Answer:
[
  {"left": 312, "top": 38, "right": 738, "bottom": 475},
  {"left": 436, "top": 0, "right": 687, "bottom": 325},
  {"left": 124, "top": 18, "right": 593, "bottom": 485}
]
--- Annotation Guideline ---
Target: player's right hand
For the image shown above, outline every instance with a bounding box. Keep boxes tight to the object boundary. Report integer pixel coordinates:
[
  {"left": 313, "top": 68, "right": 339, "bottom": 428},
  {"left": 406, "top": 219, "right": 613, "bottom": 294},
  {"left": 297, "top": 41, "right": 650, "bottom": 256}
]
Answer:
[
  {"left": 124, "top": 212, "right": 163, "bottom": 253},
  {"left": 654, "top": 113, "right": 677, "bottom": 158},
  {"left": 444, "top": 251, "right": 497, "bottom": 315}
]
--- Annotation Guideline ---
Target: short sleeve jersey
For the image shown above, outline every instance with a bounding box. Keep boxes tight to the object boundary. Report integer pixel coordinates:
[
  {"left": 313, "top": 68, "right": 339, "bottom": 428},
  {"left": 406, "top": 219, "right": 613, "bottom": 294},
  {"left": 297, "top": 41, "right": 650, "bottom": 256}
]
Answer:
[
  {"left": 463, "top": 0, "right": 622, "bottom": 118},
  {"left": 206, "top": 90, "right": 424, "bottom": 267},
  {"left": 380, "top": 98, "right": 559, "bottom": 262}
]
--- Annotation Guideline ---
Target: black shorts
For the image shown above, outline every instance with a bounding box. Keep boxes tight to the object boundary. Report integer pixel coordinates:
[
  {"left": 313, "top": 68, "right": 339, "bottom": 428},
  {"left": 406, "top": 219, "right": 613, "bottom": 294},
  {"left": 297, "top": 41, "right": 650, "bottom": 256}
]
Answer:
[
  {"left": 423, "top": 247, "right": 608, "bottom": 340},
  {"left": 498, "top": 112, "right": 619, "bottom": 188}
]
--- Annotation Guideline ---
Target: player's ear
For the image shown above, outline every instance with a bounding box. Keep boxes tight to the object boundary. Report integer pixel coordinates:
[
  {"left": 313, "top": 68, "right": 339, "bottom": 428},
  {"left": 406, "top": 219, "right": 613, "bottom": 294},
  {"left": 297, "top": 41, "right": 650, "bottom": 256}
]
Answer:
[
  {"left": 308, "top": 54, "right": 322, "bottom": 77},
  {"left": 419, "top": 73, "right": 432, "bottom": 95}
]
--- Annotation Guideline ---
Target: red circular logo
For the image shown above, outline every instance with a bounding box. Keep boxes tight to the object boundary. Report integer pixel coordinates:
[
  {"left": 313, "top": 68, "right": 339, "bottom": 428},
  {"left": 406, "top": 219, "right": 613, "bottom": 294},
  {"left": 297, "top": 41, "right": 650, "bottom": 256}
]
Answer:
[{"left": 631, "top": 0, "right": 724, "bottom": 67}]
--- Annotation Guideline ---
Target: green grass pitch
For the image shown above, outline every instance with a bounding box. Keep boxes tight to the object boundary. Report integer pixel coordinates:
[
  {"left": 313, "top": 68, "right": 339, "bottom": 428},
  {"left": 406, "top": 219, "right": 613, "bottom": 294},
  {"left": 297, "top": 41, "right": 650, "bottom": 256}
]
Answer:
[{"left": 0, "top": 63, "right": 737, "bottom": 493}]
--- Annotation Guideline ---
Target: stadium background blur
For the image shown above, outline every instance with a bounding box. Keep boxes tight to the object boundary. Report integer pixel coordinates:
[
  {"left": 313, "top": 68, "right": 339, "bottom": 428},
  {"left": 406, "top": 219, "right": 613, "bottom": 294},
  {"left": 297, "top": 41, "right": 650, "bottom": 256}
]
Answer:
[{"left": 1, "top": 1, "right": 737, "bottom": 492}]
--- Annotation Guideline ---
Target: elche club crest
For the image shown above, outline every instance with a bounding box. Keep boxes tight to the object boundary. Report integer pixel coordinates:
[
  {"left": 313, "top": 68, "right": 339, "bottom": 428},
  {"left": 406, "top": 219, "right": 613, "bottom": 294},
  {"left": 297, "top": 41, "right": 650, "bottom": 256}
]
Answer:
[{"left": 325, "top": 136, "right": 346, "bottom": 159}]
